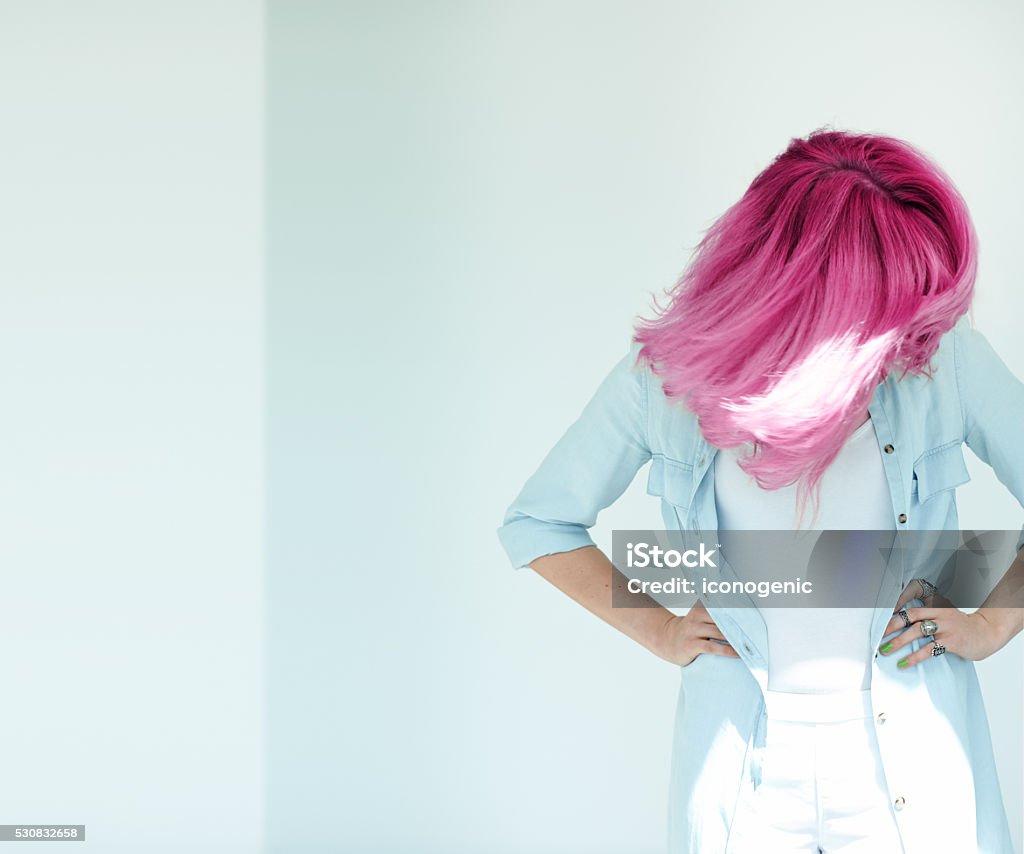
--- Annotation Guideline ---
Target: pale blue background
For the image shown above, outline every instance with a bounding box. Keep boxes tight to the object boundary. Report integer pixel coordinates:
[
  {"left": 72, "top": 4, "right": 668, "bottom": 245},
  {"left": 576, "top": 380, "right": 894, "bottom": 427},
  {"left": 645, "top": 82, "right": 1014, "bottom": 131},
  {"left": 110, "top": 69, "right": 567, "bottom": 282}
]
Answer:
[
  {"left": 1, "top": 2, "right": 1020, "bottom": 853},
  {"left": 0, "top": 2, "right": 263, "bottom": 852}
]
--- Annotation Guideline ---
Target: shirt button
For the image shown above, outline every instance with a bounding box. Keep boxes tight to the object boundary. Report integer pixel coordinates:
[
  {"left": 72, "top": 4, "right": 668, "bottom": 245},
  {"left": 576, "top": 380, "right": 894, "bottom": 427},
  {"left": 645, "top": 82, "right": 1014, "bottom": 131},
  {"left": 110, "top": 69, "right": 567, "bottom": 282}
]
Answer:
[
  {"left": 743, "top": 643, "right": 753, "bottom": 654},
  {"left": 877, "top": 712, "right": 887, "bottom": 724},
  {"left": 894, "top": 796, "right": 906, "bottom": 810},
  {"left": 884, "top": 443, "right": 895, "bottom": 454},
  {"left": 898, "top": 513, "right": 908, "bottom": 524}
]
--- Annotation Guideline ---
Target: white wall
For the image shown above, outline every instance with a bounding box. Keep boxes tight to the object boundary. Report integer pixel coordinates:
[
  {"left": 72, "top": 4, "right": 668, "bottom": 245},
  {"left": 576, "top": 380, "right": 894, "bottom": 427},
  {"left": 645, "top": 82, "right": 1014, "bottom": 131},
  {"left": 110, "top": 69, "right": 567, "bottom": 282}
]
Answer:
[
  {"left": 265, "top": 1, "right": 1023, "bottom": 852},
  {"left": 0, "top": 3, "right": 264, "bottom": 852}
]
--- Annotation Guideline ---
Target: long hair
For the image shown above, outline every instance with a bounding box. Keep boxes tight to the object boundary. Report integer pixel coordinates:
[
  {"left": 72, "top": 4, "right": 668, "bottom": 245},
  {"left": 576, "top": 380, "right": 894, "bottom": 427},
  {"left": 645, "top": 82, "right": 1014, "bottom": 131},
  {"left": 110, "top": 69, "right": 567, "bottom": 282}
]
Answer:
[{"left": 634, "top": 130, "right": 977, "bottom": 511}]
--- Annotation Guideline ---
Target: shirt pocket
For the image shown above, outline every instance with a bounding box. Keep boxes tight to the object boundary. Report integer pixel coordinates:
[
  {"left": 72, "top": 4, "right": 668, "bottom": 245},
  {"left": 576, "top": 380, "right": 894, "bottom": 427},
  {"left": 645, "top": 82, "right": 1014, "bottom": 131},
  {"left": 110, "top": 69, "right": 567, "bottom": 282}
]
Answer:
[
  {"left": 646, "top": 454, "right": 696, "bottom": 525},
  {"left": 912, "top": 441, "right": 971, "bottom": 502}
]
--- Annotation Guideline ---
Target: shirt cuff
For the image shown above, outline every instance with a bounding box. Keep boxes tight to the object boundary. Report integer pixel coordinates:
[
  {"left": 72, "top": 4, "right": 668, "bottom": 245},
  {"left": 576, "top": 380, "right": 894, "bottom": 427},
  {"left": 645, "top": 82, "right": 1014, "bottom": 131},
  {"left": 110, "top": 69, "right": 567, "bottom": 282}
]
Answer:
[{"left": 496, "top": 516, "right": 596, "bottom": 569}]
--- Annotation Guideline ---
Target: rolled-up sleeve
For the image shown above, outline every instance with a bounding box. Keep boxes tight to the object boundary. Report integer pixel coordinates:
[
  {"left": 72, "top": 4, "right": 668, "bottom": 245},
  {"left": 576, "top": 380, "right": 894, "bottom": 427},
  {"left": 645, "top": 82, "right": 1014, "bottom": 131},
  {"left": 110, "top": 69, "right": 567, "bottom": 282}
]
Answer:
[
  {"left": 497, "top": 342, "right": 653, "bottom": 569},
  {"left": 953, "top": 319, "right": 1024, "bottom": 553}
]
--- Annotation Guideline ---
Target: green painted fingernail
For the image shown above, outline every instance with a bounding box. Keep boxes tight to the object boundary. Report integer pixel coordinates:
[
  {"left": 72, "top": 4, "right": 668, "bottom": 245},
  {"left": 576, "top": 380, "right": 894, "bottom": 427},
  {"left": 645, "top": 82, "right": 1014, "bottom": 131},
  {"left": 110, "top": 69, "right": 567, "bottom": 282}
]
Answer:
[
  {"left": 897, "top": 658, "right": 909, "bottom": 668},
  {"left": 879, "top": 642, "right": 892, "bottom": 654}
]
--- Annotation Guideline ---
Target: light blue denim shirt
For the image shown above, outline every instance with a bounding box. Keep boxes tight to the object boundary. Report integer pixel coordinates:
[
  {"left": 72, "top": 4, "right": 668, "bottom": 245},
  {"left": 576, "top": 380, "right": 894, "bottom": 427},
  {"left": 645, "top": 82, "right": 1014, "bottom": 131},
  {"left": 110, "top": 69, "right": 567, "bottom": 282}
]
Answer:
[{"left": 498, "top": 317, "right": 1024, "bottom": 854}]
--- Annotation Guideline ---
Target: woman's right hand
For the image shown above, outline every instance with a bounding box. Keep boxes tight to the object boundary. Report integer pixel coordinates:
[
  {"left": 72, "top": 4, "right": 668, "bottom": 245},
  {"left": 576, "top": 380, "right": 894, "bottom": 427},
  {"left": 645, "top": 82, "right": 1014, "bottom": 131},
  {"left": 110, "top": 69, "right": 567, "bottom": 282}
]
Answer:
[{"left": 654, "top": 600, "right": 740, "bottom": 666}]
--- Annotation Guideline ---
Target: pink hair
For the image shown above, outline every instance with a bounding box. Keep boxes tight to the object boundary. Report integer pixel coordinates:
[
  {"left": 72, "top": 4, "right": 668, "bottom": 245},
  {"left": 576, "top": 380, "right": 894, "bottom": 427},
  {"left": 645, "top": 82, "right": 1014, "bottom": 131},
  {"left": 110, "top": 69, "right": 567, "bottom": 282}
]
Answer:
[{"left": 634, "top": 130, "right": 977, "bottom": 511}]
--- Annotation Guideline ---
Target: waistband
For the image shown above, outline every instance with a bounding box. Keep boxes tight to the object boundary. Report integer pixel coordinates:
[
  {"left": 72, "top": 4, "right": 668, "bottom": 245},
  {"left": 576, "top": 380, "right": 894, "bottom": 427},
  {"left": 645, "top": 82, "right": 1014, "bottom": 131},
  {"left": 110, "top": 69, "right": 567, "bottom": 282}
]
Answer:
[{"left": 763, "top": 688, "right": 873, "bottom": 723}]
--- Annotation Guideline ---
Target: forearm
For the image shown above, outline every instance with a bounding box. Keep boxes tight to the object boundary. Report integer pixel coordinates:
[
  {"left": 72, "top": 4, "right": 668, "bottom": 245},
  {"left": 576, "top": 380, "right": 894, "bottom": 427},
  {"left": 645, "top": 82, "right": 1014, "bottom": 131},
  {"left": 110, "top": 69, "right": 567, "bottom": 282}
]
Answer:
[
  {"left": 975, "top": 546, "right": 1024, "bottom": 648},
  {"left": 529, "top": 545, "right": 677, "bottom": 660}
]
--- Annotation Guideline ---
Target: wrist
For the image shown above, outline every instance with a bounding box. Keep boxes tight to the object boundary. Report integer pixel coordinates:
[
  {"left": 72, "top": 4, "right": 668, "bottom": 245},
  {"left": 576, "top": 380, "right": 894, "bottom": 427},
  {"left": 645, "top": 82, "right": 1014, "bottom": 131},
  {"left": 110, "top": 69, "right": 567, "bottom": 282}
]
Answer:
[
  {"left": 647, "top": 611, "right": 682, "bottom": 662},
  {"left": 974, "top": 607, "right": 1023, "bottom": 652}
]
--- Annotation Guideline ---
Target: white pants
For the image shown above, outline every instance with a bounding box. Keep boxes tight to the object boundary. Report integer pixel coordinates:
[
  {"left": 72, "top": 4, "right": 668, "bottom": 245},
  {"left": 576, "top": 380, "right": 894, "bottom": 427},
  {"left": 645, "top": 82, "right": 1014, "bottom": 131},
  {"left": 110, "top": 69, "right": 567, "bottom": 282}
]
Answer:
[{"left": 729, "top": 690, "right": 905, "bottom": 853}]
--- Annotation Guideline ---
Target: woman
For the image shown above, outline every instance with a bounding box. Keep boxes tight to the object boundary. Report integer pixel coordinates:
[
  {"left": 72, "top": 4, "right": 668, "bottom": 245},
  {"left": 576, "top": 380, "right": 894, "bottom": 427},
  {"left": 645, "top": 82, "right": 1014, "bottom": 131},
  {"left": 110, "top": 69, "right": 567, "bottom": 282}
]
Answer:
[{"left": 497, "top": 131, "right": 1023, "bottom": 853}]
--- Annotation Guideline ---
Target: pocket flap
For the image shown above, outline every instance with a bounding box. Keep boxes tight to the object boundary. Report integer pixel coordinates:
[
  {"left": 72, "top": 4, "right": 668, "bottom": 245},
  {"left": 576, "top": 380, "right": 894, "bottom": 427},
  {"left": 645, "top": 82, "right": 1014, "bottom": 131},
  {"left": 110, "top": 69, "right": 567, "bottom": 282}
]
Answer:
[
  {"left": 646, "top": 455, "right": 695, "bottom": 507},
  {"left": 913, "top": 443, "right": 971, "bottom": 502}
]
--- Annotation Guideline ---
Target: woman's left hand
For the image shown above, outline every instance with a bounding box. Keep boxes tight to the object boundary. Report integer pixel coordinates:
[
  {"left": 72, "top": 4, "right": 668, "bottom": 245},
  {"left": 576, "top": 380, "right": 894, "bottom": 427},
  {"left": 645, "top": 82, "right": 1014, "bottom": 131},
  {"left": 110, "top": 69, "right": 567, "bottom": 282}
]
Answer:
[{"left": 879, "top": 580, "right": 1007, "bottom": 669}]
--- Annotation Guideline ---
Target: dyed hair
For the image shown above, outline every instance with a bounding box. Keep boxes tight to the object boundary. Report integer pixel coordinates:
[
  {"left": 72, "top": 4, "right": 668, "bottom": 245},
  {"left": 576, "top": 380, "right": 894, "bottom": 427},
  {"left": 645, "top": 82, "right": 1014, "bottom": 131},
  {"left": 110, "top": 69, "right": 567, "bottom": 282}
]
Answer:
[{"left": 634, "top": 130, "right": 977, "bottom": 511}]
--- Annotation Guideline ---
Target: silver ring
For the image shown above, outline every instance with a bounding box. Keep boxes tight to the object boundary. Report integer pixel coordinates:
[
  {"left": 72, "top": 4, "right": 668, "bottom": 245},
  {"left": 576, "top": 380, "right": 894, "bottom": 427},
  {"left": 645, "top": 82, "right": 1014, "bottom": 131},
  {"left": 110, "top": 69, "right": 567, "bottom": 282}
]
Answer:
[
  {"left": 916, "top": 578, "right": 939, "bottom": 600},
  {"left": 930, "top": 641, "right": 947, "bottom": 657},
  {"left": 920, "top": 619, "right": 938, "bottom": 636},
  {"left": 897, "top": 609, "right": 912, "bottom": 628}
]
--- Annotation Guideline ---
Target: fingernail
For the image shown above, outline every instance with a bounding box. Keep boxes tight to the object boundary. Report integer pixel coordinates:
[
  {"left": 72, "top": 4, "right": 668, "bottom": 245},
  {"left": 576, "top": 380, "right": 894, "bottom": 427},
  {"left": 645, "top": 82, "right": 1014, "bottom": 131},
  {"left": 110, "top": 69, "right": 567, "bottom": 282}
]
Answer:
[
  {"left": 897, "top": 658, "right": 909, "bottom": 668},
  {"left": 879, "top": 642, "right": 892, "bottom": 654}
]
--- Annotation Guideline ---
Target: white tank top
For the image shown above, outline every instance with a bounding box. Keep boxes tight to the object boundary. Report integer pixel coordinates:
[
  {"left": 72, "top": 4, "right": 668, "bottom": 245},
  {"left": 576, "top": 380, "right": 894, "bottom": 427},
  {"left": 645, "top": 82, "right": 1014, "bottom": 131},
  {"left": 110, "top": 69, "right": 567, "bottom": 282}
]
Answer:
[{"left": 714, "top": 418, "right": 895, "bottom": 693}]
